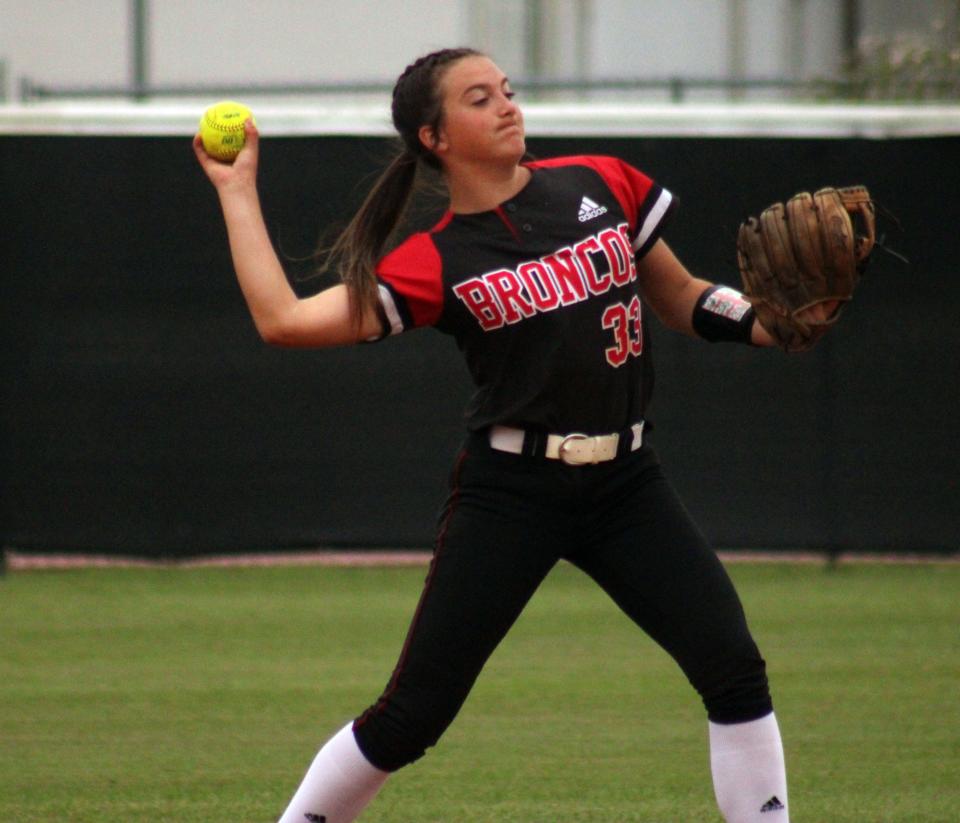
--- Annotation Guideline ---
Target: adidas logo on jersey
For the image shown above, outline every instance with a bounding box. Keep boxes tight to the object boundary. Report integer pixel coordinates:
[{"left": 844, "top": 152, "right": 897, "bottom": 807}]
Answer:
[{"left": 578, "top": 195, "right": 608, "bottom": 222}]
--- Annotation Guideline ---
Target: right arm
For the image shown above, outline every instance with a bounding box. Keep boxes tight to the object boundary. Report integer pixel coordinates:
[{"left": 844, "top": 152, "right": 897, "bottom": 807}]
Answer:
[{"left": 193, "top": 121, "right": 383, "bottom": 348}]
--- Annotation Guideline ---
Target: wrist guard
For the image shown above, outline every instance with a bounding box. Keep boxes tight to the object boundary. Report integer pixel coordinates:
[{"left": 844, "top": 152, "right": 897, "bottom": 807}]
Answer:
[{"left": 692, "top": 285, "right": 755, "bottom": 344}]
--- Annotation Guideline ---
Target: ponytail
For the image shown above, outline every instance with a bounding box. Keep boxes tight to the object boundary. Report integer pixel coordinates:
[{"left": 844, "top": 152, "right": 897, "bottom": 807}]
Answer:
[
  {"left": 318, "top": 147, "right": 419, "bottom": 328},
  {"left": 318, "top": 47, "right": 482, "bottom": 330}
]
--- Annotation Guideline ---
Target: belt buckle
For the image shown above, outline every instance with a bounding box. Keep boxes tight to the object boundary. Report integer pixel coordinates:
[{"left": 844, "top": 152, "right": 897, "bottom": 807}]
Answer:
[{"left": 558, "top": 433, "right": 591, "bottom": 465}]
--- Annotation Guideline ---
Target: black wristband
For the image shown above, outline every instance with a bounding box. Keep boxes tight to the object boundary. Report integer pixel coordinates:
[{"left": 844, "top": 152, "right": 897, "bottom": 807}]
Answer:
[{"left": 692, "top": 285, "right": 756, "bottom": 344}]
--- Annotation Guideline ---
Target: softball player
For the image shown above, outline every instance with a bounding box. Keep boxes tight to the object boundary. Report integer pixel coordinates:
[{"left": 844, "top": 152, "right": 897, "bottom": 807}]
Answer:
[{"left": 195, "top": 48, "right": 788, "bottom": 823}]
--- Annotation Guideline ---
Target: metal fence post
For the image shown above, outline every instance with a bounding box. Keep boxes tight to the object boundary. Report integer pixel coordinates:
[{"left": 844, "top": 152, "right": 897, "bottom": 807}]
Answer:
[{"left": 131, "top": 0, "right": 149, "bottom": 101}]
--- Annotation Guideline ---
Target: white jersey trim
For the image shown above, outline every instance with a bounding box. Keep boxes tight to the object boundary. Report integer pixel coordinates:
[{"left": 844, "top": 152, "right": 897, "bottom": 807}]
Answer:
[
  {"left": 377, "top": 284, "right": 405, "bottom": 336},
  {"left": 632, "top": 189, "right": 674, "bottom": 253}
]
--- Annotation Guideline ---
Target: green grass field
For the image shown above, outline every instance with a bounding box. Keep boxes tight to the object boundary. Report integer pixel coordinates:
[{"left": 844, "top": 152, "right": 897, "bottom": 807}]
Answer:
[{"left": 1, "top": 559, "right": 957, "bottom": 822}]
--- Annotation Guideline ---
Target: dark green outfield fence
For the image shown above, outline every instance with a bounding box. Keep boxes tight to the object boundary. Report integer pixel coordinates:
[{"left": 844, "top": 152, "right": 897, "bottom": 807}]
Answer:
[{"left": 1, "top": 127, "right": 957, "bottom": 556}]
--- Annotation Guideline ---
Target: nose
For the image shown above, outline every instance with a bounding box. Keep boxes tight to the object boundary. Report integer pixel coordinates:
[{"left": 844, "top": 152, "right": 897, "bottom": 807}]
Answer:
[{"left": 498, "top": 90, "right": 519, "bottom": 115}]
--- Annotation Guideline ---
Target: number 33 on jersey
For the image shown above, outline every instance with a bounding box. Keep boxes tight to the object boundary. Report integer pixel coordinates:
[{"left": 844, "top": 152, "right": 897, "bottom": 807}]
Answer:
[{"left": 373, "top": 155, "right": 675, "bottom": 433}]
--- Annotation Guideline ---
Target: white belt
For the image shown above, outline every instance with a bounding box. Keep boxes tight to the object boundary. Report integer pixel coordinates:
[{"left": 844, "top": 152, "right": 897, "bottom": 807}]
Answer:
[{"left": 488, "top": 422, "right": 645, "bottom": 465}]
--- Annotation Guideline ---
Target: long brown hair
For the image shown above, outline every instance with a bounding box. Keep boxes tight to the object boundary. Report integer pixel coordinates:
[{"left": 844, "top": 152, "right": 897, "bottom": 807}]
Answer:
[{"left": 319, "top": 47, "right": 483, "bottom": 327}]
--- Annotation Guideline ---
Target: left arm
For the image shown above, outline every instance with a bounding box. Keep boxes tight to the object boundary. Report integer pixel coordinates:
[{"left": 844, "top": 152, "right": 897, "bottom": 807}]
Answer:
[{"left": 637, "top": 239, "right": 775, "bottom": 347}]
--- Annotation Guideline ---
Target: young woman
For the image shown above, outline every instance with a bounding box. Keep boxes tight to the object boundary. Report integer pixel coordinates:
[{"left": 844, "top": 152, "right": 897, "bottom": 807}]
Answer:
[{"left": 195, "top": 48, "right": 788, "bottom": 823}]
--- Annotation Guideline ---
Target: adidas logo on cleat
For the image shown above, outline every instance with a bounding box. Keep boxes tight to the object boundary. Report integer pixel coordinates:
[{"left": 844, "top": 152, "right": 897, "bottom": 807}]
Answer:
[
  {"left": 578, "top": 195, "right": 608, "bottom": 222},
  {"left": 760, "top": 795, "right": 786, "bottom": 813}
]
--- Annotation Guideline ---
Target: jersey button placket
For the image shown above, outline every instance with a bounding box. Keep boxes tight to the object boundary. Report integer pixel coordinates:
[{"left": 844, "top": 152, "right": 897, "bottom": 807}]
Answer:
[{"left": 499, "top": 202, "right": 527, "bottom": 242}]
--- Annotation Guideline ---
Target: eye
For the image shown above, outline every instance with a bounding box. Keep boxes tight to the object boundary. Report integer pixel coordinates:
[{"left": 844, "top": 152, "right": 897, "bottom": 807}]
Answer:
[
  {"left": 471, "top": 97, "right": 488, "bottom": 107},
  {"left": 505, "top": 91, "right": 516, "bottom": 100}
]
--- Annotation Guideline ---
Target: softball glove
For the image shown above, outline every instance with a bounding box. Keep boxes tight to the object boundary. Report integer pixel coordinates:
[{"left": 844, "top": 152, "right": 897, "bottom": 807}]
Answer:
[{"left": 737, "top": 186, "right": 876, "bottom": 352}]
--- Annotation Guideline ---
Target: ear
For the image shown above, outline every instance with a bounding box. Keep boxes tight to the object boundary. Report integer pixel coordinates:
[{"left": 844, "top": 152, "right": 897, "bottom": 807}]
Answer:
[{"left": 419, "top": 123, "right": 447, "bottom": 155}]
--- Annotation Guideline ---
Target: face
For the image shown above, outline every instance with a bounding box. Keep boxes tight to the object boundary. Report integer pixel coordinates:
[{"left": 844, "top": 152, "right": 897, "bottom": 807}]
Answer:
[{"left": 420, "top": 56, "right": 525, "bottom": 168}]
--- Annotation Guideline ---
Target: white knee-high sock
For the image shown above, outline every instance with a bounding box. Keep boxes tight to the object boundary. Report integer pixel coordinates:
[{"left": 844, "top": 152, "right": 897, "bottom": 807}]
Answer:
[
  {"left": 277, "top": 722, "right": 389, "bottom": 823},
  {"left": 709, "top": 712, "right": 788, "bottom": 823}
]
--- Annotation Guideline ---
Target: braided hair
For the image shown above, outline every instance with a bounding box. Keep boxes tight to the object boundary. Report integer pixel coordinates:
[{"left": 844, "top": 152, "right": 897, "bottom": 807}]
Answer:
[
  {"left": 321, "top": 48, "right": 483, "bottom": 328},
  {"left": 391, "top": 47, "right": 481, "bottom": 168}
]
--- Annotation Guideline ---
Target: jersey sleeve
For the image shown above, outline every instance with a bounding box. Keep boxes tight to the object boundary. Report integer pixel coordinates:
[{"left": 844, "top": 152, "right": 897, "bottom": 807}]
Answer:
[
  {"left": 584, "top": 156, "right": 676, "bottom": 257},
  {"left": 528, "top": 155, "right": 676, "bottom": 257},
  {"left": 375, "top": 232, "right": 444, "bottom": 336}
]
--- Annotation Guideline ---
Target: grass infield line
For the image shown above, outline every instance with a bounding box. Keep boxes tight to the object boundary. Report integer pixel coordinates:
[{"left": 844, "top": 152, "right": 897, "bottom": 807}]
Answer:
[
  {"left": 2, "top": 555, "right": 957, "bottom": 821},
  {"left": 4, "top": 547, "right": 958, "bottom": 570}
]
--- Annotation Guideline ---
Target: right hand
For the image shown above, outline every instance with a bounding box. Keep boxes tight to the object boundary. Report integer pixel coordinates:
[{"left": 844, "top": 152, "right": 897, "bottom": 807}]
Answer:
[{"left": 193, "top": 118, "right": 259, "bottom": 193}]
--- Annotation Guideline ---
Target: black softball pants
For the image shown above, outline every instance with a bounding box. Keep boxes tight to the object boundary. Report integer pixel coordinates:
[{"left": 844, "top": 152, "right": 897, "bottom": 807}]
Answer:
[{"left": 353, "top": 432, "right": 772, "bottom": 772}]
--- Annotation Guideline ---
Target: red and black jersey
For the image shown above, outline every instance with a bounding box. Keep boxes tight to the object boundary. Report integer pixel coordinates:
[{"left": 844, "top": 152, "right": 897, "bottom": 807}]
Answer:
[{"left": 375, "top": 155, "right": 676, "bottom": 434}]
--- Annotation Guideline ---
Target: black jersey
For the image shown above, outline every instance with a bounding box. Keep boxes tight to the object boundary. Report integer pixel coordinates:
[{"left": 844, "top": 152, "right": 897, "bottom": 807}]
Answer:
[{"left": 375, "top": 155, "right": 675, "bottom": 434}]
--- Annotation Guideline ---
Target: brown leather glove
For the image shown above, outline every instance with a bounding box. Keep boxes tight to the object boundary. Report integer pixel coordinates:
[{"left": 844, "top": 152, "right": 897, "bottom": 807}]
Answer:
[{"left": 737, "top": 186, "right": 876, "bottom": 352}]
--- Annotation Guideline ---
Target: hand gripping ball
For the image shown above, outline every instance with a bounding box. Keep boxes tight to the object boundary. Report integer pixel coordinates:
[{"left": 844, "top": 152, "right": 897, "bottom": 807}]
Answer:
[{"left": 199, "top": 101, "right": 256, "bottom": 162}]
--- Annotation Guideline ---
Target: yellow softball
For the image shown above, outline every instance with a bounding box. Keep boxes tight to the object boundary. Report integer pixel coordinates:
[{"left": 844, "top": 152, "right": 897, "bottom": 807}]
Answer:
[{"left": 199, "top": 101, "right": 256, "bottom": 162}]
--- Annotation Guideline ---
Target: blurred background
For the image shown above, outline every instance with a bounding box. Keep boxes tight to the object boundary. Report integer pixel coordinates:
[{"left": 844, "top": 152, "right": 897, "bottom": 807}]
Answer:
[
  {"left": 1, "top": 0, "right": 958, "bottom": 103},
  {"left": 1, "top": 2, "right": 958, "bottom": 559}
]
